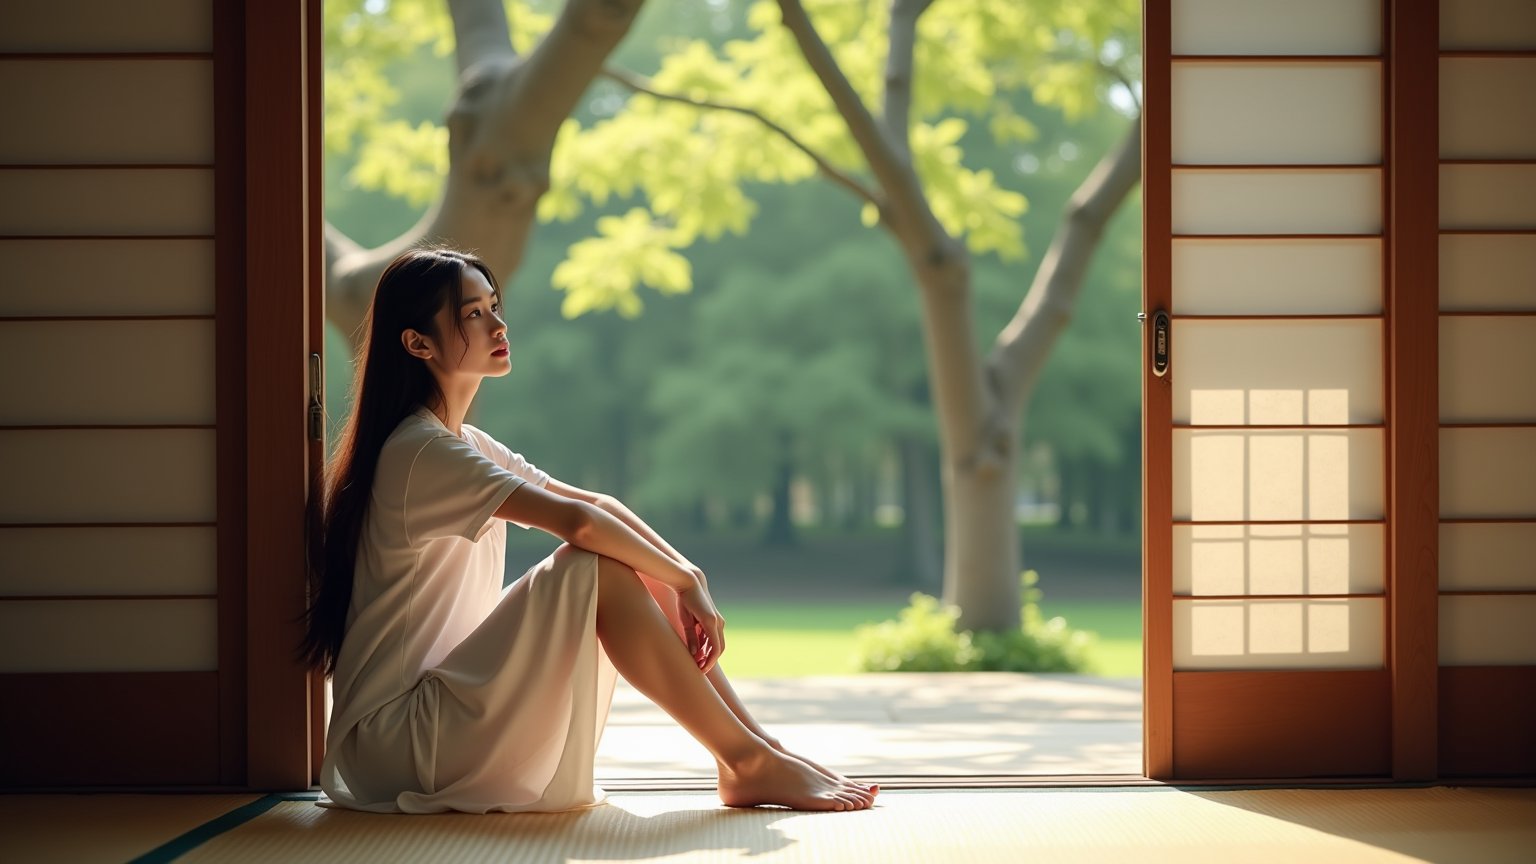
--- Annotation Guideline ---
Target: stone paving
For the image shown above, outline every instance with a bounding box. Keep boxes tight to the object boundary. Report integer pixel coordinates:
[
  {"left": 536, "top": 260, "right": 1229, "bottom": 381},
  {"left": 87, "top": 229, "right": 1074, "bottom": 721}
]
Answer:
[{"left": 595, "top": 673, "right": 1143, "bottom": 779}]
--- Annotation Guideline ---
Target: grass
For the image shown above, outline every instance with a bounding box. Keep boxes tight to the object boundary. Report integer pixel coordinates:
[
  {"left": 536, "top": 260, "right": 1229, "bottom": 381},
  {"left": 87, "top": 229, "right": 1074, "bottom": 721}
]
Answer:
[{"left": 718, "top": 598, "right": 1143, "bottom": 678}]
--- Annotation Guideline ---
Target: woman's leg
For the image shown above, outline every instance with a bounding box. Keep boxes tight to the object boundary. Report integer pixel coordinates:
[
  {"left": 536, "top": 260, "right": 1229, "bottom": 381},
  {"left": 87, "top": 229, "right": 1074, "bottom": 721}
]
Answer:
[
  {"left": 633, "top": 571, "right": 873, "bottom": 790},
  {"left": 592, "top": 554, "right": 873, "bottom": 811}
]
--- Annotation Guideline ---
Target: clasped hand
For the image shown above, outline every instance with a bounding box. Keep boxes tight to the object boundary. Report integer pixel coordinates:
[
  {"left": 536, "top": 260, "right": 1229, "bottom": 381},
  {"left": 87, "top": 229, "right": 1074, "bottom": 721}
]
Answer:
[{"left": 674, "top": 570, "right": 724, "bottom": 673}]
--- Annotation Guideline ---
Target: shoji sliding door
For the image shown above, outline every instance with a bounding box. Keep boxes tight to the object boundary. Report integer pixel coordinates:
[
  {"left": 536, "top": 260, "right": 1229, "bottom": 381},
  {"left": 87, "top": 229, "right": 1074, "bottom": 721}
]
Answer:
[
  {"left": 1435, "top": 0, "right": 1536, "bottom": 778},
  {"left": 1147, "top": 0, "right": 1535, "bottom": 782},
  {"left": 1145, "top": 0, "right": 1392, "bottom": 780}
]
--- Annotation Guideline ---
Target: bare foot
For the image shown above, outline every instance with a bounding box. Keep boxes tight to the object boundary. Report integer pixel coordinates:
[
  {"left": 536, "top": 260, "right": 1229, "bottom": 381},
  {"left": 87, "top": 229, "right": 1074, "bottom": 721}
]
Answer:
[
  {"left": 717, "top": 750, "right": 876, "bottom": 811},
  {"left": 766, "top": 740, "right": 879, "bottom": 798}
]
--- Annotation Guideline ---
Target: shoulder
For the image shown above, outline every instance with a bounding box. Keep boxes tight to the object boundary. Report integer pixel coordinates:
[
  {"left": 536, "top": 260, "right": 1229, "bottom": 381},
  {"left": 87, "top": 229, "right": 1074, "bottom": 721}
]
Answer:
[
  {"left": 380, "top": 411, "right": 454, "bottom": 465},
  {"left": 459, "top": 422, "right": 505, "bottom": 453}
]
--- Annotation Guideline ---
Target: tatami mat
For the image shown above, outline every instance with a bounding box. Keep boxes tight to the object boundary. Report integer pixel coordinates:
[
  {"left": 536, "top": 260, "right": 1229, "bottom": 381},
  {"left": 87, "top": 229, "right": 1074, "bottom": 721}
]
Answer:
[
  {"left": 172, "top": 787, "right": 1536, "bottom": 864},
  {"left": 0, "top": 793, "right": 259, "bottom": 864}
]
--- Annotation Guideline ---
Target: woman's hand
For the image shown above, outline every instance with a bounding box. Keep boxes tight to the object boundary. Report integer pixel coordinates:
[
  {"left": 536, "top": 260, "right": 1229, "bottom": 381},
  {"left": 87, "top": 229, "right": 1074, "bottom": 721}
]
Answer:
[{"left": 674, "top": 578, "right": 725, "bottom": 673}]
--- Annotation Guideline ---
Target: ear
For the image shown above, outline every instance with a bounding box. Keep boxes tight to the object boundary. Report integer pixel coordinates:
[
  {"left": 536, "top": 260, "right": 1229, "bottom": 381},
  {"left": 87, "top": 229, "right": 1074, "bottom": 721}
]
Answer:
[{"left": 400, "top": 328, "right": 434, "bottom": 361}]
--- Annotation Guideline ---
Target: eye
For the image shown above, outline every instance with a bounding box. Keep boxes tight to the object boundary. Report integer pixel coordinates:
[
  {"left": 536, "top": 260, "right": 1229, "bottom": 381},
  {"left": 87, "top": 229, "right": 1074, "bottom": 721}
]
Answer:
[{"left": 466, "top": 309, "right": 481, "bottom": 318}]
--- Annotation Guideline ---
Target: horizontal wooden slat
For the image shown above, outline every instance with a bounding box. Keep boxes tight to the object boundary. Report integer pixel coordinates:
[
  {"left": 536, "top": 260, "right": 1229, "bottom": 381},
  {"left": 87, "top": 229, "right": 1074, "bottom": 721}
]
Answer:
[
  {"left": 0, "top": 598, "right": 215, "bottom": 672},
  {"left": 1439, "top": 318, "right": 1536, "bottom": 423},
  {"left": 1440, "top": 164, "right": 1536, "bottom": 229},
  {"left": 1173, "top": 669, "right": 1389, "bottom": 779},
  {"left": 1174, "top": 428, "right": 1385, "bottom": 522},
  {"left": 1173, "top": 168, "right": 1382, "bottom": 235},
  {"left": 0, "top": 429, "right": 214, "bottom": 523},
  {"left": 1440, "top": 523, "right": 1536, "bottom": 591},
  {"left": 0, "top": 526, "right": 215, "bottom": 596},
  {"left": 1439, "top": 666, "right": 1536, "bottom": 776},
  {"left": 1440, "top": 428, "right": 1536, "bottom": 517},
  {"left": 0, "top": 671, "right": 218, "bottom": 786},
  {"left": 1172, "top": 62, "right": 1380, "bottom": 166},
  {"left": 1172, "top": 319, "right": 1382, "bottom": 426},
  {"left": 1170, "top": 0, "right": 1381, "bottom": 56},
  {"left": 0, "top": 59, "right": 213, "bottom": 164},
  {"left": 1174, "top": 522, "right": 1384, "bottom": 596},
  {"left": 1440, "top": 0, "right": 1536, "bottom": 52},
  {"left": 1172, "top": 237, "right": 1383, "bottom": 316},
  {"left": 1440, "top": 58, "right": 1536, "bottom": 160},
  {"left": 1174, "top": 597, "right": 1384, "bottom": 670},
  {"left": 38, "top": 325, "right": 202, "bottom": 424},
  {"left": 0, "top": 1, "right": 212, "bottom": 53},
  {"left": 1439, "top": 595, "right": 1536, "bottom": 665},
  {"left": 0, "top": 320, "right": 214, "bottom": 424},
  {"left": 0, "top": 238, "right": 213, "bottom": 316},
  {"left": 0, "top": 168, "right": 212, "bottom": 235}
]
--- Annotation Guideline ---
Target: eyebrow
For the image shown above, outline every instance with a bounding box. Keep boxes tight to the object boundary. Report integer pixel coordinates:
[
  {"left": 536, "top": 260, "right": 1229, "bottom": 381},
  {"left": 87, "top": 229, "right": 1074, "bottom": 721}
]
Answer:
[{"left": 460, "top": 296, "right": 490, "bottom": 307}]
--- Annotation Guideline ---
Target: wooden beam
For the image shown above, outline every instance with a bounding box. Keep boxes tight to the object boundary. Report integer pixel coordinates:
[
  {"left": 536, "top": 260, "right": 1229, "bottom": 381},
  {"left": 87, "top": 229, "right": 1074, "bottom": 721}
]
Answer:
[
  {"left": 1141, "top": 0, "right": 1174, "bottom": 782},
  {"left": 244, "top": 0, "right": 315, "bottom": 790},
  {"left": 1386, "top": 0, "right": 1440, "bottom": 782}
]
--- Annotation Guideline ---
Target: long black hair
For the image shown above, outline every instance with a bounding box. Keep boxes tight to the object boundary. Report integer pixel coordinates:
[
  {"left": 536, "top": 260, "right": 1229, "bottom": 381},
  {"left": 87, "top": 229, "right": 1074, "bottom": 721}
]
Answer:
[{"left": 301, "top": 247, "right": 501, "bottom": 675}]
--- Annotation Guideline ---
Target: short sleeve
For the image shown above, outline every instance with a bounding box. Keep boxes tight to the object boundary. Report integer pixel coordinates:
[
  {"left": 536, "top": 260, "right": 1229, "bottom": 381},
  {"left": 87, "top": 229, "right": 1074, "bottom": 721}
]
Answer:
[
  {"left": 403, "top": 435, "right": 526, "bottom": 543},
  {"left": 465, "top": 425, "right": 550, "bottom": 489}
]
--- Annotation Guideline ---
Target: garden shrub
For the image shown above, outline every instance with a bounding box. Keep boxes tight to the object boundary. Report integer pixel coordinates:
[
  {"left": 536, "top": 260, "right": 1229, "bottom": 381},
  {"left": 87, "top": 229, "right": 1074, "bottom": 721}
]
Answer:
[{"left": 854, "top": 570, "right": 1094, "bottom": 673}]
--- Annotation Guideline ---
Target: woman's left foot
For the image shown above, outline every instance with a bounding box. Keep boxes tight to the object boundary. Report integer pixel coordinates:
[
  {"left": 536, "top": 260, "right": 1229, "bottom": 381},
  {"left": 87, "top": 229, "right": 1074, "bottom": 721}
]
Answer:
[{"left": 769, "top": 740, "right": 878, "bottom": 797}]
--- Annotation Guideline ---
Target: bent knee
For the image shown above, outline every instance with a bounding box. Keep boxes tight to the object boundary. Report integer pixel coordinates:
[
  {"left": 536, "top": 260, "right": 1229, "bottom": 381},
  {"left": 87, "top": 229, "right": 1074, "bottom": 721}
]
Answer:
[
  {"left": 549, "top": 543, "right": 602, "bottom": 586},
  {"left": 551, "top": 542, "right": 596, "bottom": 566}
]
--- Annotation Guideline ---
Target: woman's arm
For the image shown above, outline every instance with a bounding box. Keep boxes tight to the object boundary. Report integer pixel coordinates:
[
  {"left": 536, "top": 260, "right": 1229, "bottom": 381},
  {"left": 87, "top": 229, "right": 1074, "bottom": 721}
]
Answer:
[
  {"left": 494, "top": 482, "right": 695, "bottom": 591},
  {"left": 497, "top": 481, "right": 725, "bottom": 670},
  {"left": 542, "top": 478, "right": 704, "bottom": 580}
]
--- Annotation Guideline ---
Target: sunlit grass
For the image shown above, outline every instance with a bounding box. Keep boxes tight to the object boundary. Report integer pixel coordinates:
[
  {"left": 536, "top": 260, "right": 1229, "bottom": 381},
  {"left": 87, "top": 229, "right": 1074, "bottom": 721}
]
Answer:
[{"left": 718, "top": 599, "right": 1142, "bottom": 678}]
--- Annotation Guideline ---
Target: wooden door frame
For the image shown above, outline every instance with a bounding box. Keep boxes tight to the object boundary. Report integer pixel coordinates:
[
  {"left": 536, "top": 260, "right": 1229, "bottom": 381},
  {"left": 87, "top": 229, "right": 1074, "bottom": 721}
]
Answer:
[
  {"left": 1385, "top": 0, "right": 1439, "bottom": 783},
  {"left": 230, "top": 0, "right": 325, "bottom": 790},
  {"left": 1140, "top": 0, "right": 1442, "bottom": 783},
  {"left": 1140, "top": 0, "right": 1174, "bottom": 781}
]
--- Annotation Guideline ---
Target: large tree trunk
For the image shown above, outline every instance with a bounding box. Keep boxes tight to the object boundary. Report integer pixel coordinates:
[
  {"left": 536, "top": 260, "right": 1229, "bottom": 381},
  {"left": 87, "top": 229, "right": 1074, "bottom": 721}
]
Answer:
[
  {"left": 776, "top": 0, "right": 1141, "bottom": 632},
  {"left": 950, "top": 118, "right": 1142, "bottom": 630},
  {"left": 324, "top": 0, "right": 648, "bottom": 340}
]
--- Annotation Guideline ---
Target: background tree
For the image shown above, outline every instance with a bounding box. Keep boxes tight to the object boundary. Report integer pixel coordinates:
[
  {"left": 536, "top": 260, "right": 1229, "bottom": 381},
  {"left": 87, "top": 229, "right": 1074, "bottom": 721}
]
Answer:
[{"left": 324, "top": 0, "right": 1142, "bottom": 632}]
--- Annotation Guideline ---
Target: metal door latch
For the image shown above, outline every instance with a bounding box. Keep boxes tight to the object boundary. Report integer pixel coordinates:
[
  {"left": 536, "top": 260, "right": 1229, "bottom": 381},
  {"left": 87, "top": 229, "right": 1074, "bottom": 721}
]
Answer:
[{"left": 1139, "top": 311, "right": 1171, "bottom": 377}]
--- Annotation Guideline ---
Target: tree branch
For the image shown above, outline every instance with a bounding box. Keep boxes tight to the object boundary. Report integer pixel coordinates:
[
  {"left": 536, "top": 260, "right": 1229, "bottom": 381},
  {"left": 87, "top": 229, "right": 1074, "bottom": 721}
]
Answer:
[
  {"left": 988, "top": 115, "right": 1142, "bottom": 418},
  {"left": 447, "top": 0, "right": 515, "bottom": 75},
  {"left": 324, "top": 0, "right": 649, "bottom": 341},
  {"left": 775, "top": 0, "right": 947, "bottom": 256},
  {"left": 489, "top": 0, "right": 646, "bottom": 155},
  {"left": 600, "top": 66, "right": 882, "bottom": 209},
  {"left": 881, "top": 0, "right": 932, "bottom": 159}
]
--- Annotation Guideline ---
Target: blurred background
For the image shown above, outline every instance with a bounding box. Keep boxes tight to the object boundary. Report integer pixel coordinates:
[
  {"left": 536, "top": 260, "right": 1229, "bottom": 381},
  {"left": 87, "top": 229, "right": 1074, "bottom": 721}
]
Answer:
[{"left": 323, "top": 0, "right": 1143, "bottom": 678}]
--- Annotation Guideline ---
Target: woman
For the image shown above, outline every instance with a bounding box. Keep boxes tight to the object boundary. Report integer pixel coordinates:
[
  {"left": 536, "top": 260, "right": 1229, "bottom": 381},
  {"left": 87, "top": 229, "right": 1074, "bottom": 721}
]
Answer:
[{"left": 302, "top": 248, "right": 876, "bottom": 814}]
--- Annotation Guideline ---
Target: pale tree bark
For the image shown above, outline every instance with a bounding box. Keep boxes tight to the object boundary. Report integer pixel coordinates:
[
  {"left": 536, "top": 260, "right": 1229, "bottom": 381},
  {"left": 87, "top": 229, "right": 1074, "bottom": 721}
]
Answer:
[
  {"left": 324, "top": 0, "right": 649, "bottom": 341},
  {"left": 774, "top": 0, "right": 1141, "bottom": 631}
]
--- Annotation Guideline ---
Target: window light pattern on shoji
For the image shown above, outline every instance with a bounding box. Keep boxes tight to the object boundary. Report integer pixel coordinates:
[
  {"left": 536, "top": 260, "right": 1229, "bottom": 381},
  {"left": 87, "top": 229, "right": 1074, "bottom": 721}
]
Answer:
[
  {"left": 1169, "top": 0, "right": 1386, "bottom": 670},
  {"left": 1437, "top": 0, "right": 1536, "bottom": 667},
  {"left": 0, "top": 2, "right": 218, "bottom": 675}
]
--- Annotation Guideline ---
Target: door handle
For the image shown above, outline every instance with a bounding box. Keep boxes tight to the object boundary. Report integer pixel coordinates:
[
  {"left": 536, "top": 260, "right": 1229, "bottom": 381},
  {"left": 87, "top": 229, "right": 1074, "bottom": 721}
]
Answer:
[{"left": 1139, "top": 310, "right": 1171, "bottom": 377}]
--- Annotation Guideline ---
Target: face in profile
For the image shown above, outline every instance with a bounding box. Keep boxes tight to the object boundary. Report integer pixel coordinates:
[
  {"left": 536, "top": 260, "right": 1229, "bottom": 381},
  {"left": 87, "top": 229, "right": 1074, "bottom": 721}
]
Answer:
[{"left": 408, "top": 267, "right": 512, "bottom": 379}]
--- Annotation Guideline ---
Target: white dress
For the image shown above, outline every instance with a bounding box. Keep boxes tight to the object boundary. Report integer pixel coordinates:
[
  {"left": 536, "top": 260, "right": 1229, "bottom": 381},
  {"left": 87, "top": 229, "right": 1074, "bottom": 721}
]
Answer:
[{"left": 319, "top": 407, "right": 618, "bottom": 813}]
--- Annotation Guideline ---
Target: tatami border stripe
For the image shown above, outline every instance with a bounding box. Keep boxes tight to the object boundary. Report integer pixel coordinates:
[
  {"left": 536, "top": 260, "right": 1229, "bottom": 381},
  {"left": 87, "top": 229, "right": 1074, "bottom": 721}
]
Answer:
[{"left": 128, "top": 792, "right": 321, "bottom": 864}]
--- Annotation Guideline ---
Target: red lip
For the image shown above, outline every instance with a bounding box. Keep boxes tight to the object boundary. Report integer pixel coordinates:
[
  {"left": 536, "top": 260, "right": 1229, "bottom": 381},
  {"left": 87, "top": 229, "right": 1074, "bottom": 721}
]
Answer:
[{"left": 492, "top": 347, "right": 508, "bottom": 356}]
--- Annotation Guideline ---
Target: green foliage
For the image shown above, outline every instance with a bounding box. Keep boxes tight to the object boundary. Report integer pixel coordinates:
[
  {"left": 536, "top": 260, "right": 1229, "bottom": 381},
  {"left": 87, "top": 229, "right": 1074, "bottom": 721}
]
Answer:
[
  {"left": 322, "top": 0, "right": 1147, "bottom": 536},
  {"left": 324, "top": 0, "right": 1139, "bottom": 315},
  {"left": 854, "top": 571, "right": 1094, "bottom": 673}
]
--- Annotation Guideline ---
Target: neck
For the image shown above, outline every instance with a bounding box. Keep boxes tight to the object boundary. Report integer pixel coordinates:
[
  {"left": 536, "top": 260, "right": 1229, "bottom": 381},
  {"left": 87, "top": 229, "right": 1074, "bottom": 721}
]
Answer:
[{"left": 426, "top": 375, "right": 481, "bottom": 436}]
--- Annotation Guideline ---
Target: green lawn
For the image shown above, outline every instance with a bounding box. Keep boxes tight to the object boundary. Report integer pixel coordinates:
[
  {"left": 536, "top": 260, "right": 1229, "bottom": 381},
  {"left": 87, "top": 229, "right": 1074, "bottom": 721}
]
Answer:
[{"left": 717, "top": 599, "right": 1142, "bottom": 678}]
